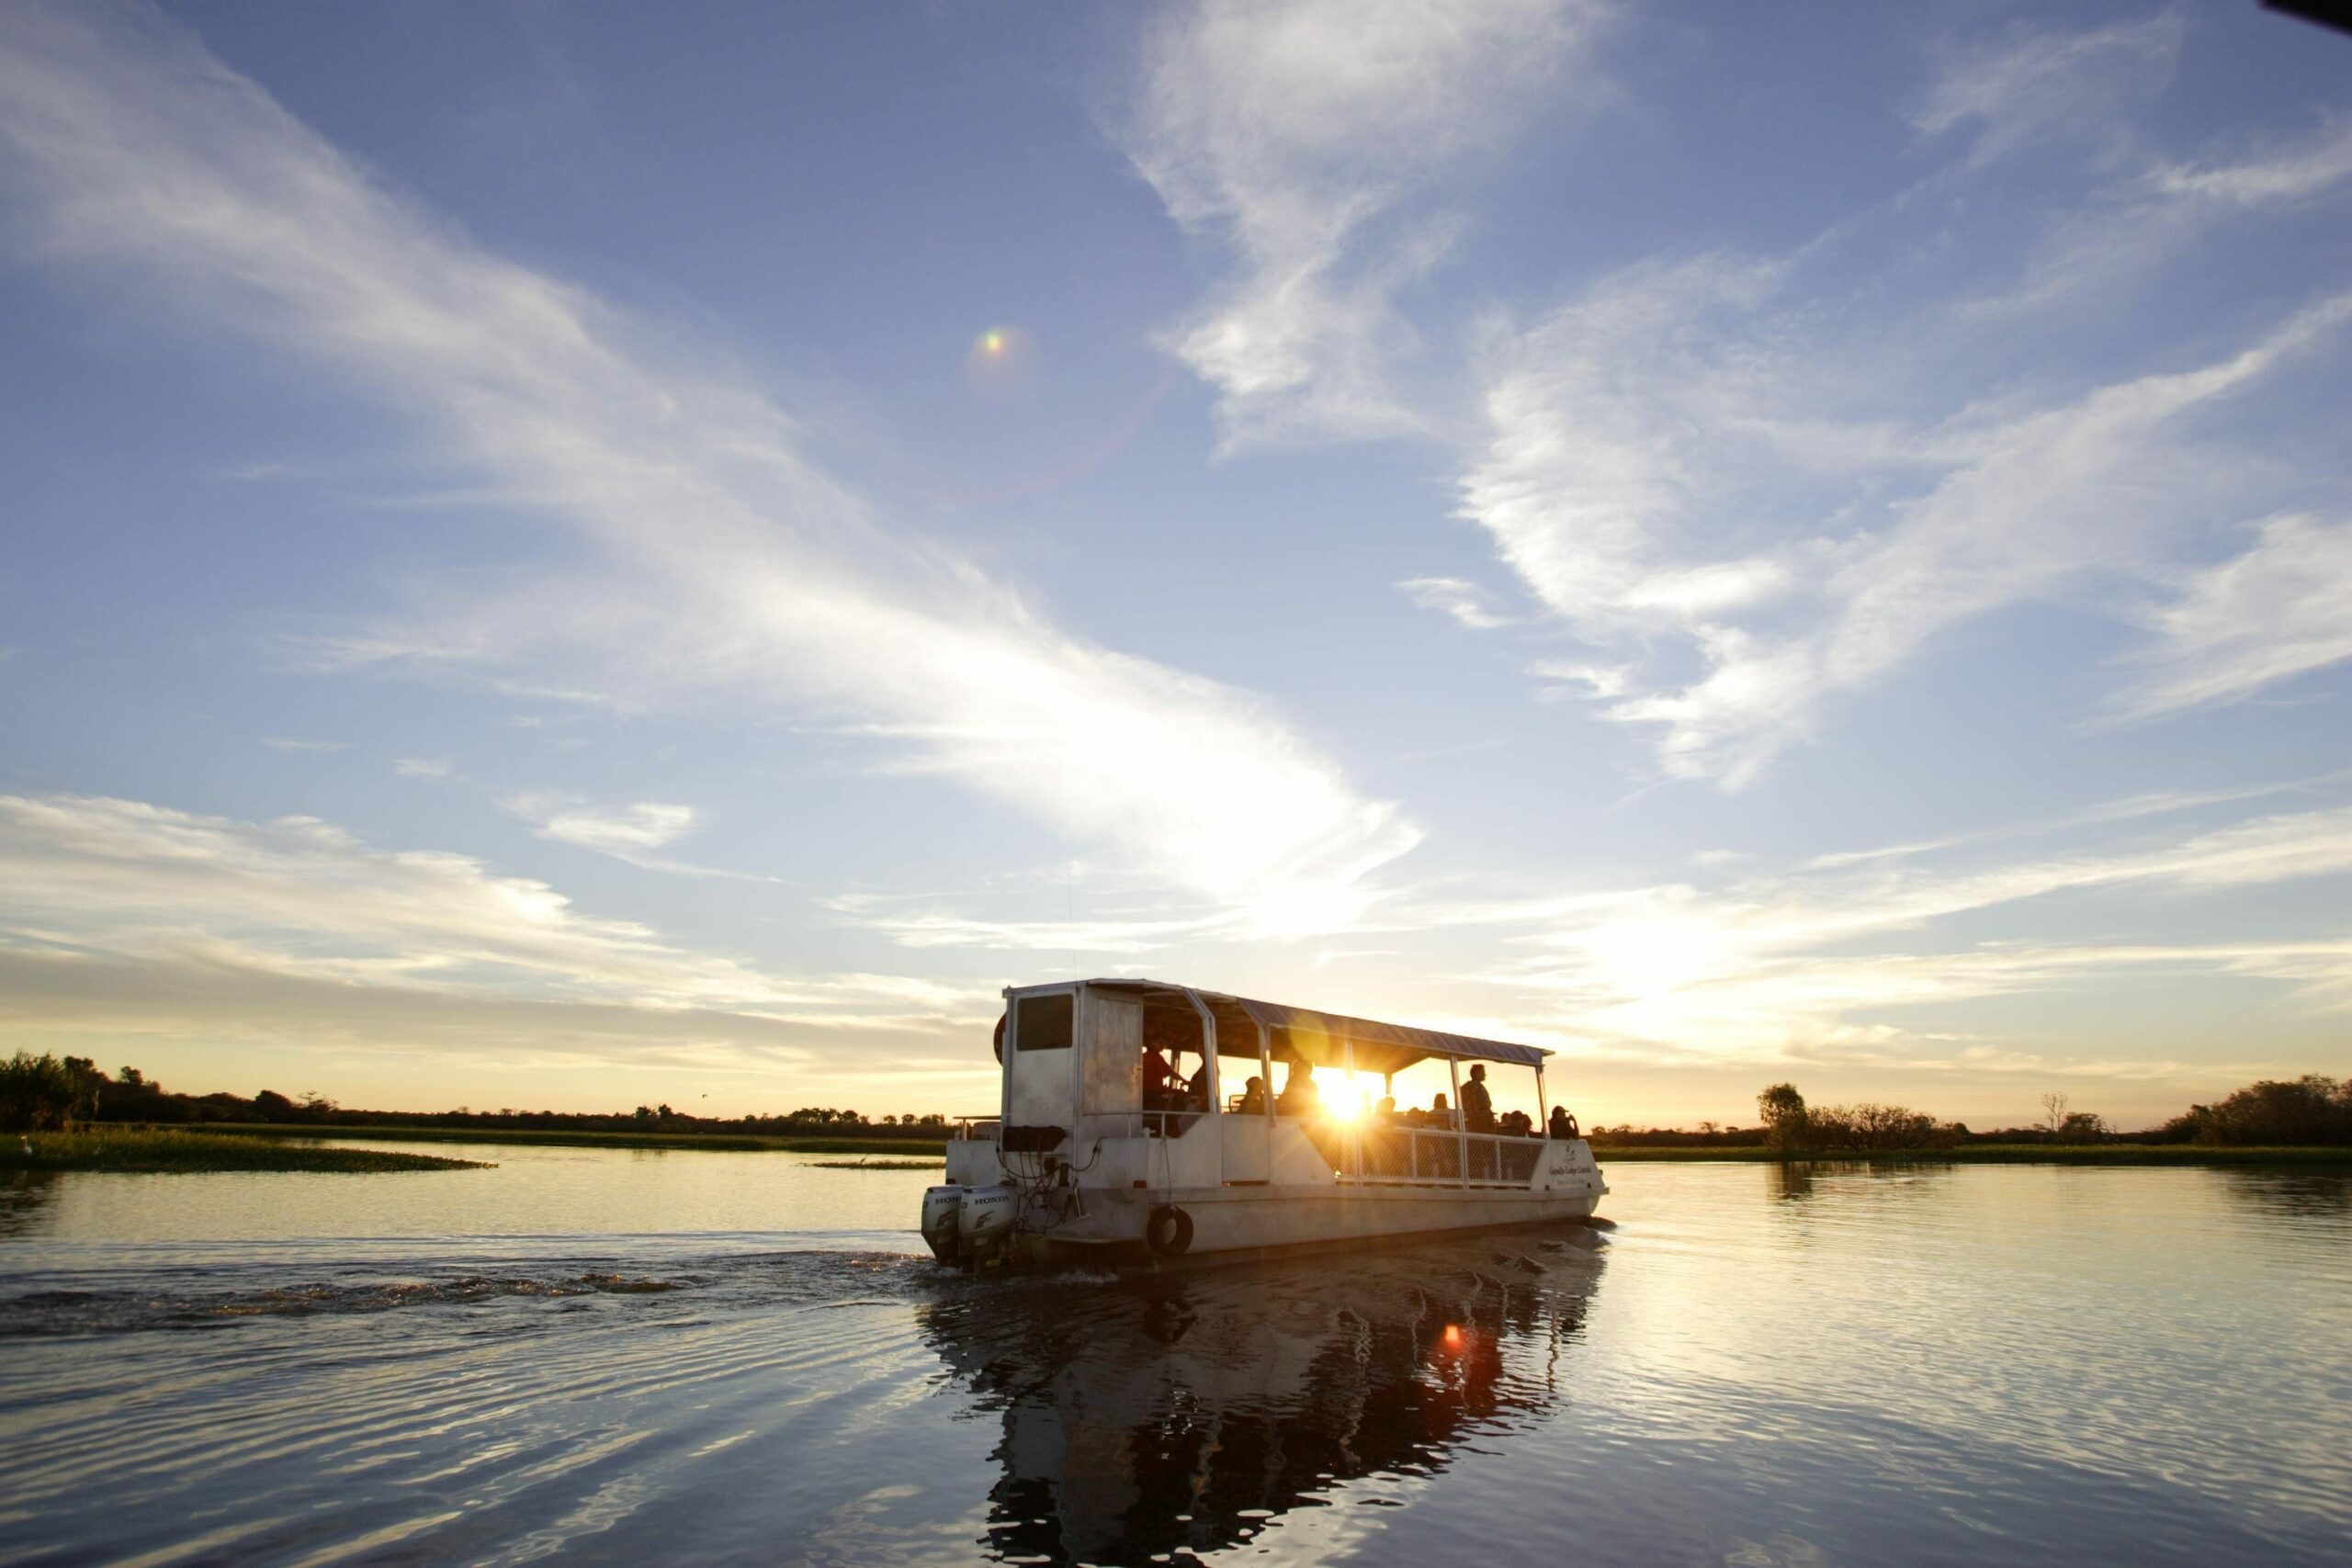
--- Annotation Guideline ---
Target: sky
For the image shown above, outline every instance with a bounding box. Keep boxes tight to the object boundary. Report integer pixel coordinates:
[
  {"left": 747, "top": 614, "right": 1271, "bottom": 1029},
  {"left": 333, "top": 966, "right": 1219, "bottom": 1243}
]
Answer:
[{"left": 0, "top": 0, "right": 2347, "bottom": 1130}]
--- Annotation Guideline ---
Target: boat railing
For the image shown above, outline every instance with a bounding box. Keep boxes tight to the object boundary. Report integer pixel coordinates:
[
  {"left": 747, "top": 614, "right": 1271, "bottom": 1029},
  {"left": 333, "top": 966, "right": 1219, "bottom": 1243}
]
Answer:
[
  {"left": 954, "top": 1115, "right": 1001, "bottom": 1142},
  {"left": 1046, "top": 1108, "right": 1548, "bottom": 1187},
  {"left": 1351, "top": 1123, "right": 1544, "bottom": 1187}
]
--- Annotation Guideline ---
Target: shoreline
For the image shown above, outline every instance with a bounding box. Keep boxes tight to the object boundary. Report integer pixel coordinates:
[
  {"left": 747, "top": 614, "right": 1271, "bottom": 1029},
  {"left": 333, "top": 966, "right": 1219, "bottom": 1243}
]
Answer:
[
  {"left": 1593, "top": 1144, "right": 2352, "bottom": 1165},
  {"left": 15, "top": 1128, "right": 492, "bottom": 1173},
  {"left": 51, "top": 1123, "right": 2350, "bottom": 1168},
  {"left": 124, "top": 1122, "right": 952, "bottom": 1156}
]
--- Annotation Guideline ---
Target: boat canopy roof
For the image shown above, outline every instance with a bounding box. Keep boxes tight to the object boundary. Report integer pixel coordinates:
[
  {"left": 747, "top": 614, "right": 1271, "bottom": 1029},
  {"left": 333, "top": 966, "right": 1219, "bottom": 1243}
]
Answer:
[{"left": 1043, "top": 978, "right": 1550, "bottom": 1077}]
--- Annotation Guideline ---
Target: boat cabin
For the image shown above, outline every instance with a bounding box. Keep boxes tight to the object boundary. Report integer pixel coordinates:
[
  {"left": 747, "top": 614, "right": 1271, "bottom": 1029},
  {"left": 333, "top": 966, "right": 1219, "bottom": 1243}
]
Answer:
[{"left": 949, "top": 978, "right": 1577, "bottom": 1193}]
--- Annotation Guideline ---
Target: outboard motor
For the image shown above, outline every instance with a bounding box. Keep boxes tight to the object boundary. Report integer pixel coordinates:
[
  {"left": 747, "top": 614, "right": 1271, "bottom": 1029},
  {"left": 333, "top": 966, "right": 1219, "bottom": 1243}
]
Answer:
[
  {"left": 957, "top": 1184, "right": 1017, "bottom": 1269},
  {"left": 920, "top": 1185, "right": 964, "bottom": 1263}
]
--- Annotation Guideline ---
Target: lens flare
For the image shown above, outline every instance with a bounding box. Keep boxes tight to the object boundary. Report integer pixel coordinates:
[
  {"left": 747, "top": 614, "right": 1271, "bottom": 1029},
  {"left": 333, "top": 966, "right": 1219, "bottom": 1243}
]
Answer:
[
  {"left": 965, "top": 325, "right": 1036, "bottom": 391},
  {"left": 969, "top": 325, "right": 1023, "bottom": 369}
]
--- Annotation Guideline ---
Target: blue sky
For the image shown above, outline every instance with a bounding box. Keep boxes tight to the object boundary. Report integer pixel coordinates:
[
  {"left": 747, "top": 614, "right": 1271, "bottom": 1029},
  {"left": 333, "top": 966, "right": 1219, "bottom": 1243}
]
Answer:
[{"left": 1, "top": 0, "right": 2347, "bottom": 1127}]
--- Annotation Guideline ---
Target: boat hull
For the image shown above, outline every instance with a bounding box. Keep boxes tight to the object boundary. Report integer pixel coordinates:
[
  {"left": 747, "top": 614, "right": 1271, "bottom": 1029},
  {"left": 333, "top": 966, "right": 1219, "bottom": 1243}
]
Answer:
[{"left": 1003, "top": 1181, "right": 1603, "bottom": 1268}]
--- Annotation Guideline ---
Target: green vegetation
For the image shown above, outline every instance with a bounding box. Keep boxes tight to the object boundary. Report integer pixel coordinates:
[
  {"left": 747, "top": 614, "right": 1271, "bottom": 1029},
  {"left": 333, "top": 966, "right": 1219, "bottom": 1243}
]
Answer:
[
  {"left": 20, "top": 1050, "right": 2351, "bottom": 1172},
  {"left": 200, "top": 1123, "right": 948, "bottom": 1156},
  {"left": 1581, "top": 1077, "right": 2352, "bottom": 1165},
  {"left": 1594, "top": 1144, "right": 2352, "bottom": 1166},
  {"left": 2, "top": 1051, "right": 99, "bottom": 1132},
  {"left": 0, "top": 1051, "right": 967, "bottom": 1149},
  {"left": 808, "top": 1157, "right": 946, "bottom": 1170},
  {"left": 15, "top": 1128, "right": 490, "bottom": 1173},
  {"left": 2158, "top": 1077, "right": 2352, "bottom": 1146}
]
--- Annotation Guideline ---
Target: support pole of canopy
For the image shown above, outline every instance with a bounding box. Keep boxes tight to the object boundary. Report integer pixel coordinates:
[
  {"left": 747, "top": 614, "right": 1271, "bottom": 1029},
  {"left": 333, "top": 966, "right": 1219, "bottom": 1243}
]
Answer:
[
  {"left": 1184, "top": 987, "right": 1219, "bottom": 1188},
  {"left": 1536, "top": 1064, "right": 1547, "bottom": 1139},
  {"left": 1448, "top": 1056, "right": 1465, "bottom": 1187},
  {"left": 1184, "top": 988, "right": 1218, "bottom": 1116},
  {"left": 1344, "top": 1035, "right": 1359, "bottom": 1183},
  {"left": 999, "top": 987, "right": 1013, "bottom": 1132},
  {"left": 1257, "top": 1021, "right": 1273, "bottom": 1180}
]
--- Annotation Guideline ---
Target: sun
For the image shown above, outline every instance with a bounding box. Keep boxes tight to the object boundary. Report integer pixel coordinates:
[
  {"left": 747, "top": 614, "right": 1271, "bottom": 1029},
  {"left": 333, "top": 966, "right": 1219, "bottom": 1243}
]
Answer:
[{"left": 1315, "top": 1070, "right": 1367, "bottom": 1122}]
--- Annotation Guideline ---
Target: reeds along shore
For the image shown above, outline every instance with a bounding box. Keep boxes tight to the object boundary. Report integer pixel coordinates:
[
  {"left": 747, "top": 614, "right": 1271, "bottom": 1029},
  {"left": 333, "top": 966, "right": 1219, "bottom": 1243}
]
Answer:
[
  {"left": 190, "top": 1123, "right": 951, "bottom": 1156},
  {"left": 1589, "top": 1144, "right": 2352, "bottom": 1165},
  {"left": 14, "top": 1128, "right": 490, "bottom": 1173}
]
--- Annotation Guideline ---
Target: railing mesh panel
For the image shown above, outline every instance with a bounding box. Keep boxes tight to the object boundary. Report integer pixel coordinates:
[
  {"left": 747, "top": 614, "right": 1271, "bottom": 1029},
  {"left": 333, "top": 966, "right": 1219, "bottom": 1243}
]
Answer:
[{"left": 1419, "top": 1132, "right": 1461, "bottom": 1179}]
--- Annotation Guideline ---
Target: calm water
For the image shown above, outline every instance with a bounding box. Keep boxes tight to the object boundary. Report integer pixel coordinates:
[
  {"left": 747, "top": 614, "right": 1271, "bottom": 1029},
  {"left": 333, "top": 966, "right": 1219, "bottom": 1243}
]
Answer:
[{"left": 2, "top": 1148, "right": 2347, "bottom": 1566}]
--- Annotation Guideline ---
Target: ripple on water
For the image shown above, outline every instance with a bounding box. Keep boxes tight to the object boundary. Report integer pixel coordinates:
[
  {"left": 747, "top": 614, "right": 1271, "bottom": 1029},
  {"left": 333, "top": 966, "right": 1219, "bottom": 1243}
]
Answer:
[{"left": 0, "top": 1160, "right": 2346, "bottom": 1566}]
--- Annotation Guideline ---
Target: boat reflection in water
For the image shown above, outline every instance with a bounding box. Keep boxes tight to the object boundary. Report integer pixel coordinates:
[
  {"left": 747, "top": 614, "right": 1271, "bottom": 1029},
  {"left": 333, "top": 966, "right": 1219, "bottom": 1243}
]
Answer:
[{"left": 917, "top": 1225, "right": 1608, "bottom": 1564}]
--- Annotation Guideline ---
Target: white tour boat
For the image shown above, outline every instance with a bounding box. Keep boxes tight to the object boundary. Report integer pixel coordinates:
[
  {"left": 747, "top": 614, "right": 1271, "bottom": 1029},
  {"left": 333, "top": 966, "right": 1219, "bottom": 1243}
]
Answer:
[{"left": 922, "top": 978, "right": 1608, "bottom": 1268}]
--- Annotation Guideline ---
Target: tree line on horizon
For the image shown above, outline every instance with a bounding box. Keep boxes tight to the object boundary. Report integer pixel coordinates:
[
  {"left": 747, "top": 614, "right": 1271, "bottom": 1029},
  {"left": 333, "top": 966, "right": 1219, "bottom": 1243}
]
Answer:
[
  {"left": 0, "top": 1053, "right": 956, "bottom": 1138},
  {"left": 1574, "top": 1079, "right": 2352, "bottom": 1152},
  {"left": 6, "top": 1050, "right": 2350, "bottom": 1148}
]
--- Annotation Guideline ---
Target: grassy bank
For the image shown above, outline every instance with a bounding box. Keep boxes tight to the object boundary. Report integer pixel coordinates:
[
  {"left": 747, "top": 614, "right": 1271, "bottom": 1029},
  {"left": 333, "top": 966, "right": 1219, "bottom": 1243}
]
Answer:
[
  {"left": 183, "top": 1122, "right": 950, "bottom": 1157},
  {"left": 15, "top": 1128, "right": 492, "bottom": 1173},
  {"left": 1593, "top": 1143, "right": 2352, "bottom": 1166}
]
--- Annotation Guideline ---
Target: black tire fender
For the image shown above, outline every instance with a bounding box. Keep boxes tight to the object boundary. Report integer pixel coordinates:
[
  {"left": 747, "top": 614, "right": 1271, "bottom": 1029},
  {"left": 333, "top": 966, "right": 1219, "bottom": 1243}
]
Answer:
[{"left": 1145, "top": 1203, "right": 1193, "bottom": 1258}]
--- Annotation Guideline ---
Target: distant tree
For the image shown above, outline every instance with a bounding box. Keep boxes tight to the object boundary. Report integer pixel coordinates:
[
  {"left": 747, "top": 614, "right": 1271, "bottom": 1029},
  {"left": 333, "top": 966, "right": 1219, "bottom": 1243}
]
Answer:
[
  {"left": 2058, "top": 1111, "right": 2109, "bottom": 1144},
  {"left": 633, "top": 1105, "right": 657, "bottom": 1122},
  {"left": 252, "top": 1089, "right": 297, "bottom": 1122},
  {"left": 1798, "top": 1101, "right": 1944, "bottom": 1152},
  {"left": 1758, "top": 1084, "right": 1809, "bottom": 1151},
  {"left": 1, "top": 1052, "right": 94, "bottom": 1131},
  {"left": 2189, "top": 1077, "right": 2351, "bottom": 1146},
  {"left": 2041, "top": 1092, "right": 2069, "bottom": 1136},
  {"left": 96, "top": 1062, "right": 172, "bottom": 1123},
  {"left": 61, "top": 1056, "right": 107, "bottom": 1120},
  {"left": 657, "top": 1103, "right": 675, "bottom": 1120}
]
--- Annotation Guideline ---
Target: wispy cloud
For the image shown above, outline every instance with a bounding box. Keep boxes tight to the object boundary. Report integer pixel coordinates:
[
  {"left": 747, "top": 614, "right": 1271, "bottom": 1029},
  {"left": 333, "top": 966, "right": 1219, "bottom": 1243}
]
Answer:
[
  {"left": 1967, "top": 118, "right": 2352, "bottom": 316},
  {"left": 1396, "top": 574, "right": 1513, "bottom": 630},
  {"left": 2112, "top": 513, "right": 2352, "bottom": 718},
  {"left": 1440, "top": 799, "right": 2352, "bottom": 1060},
  {"left": 1119, "top": 0, "right": 1603, "bottom": 448},
  {"left": 1802, "top": 777, "right": 2340, "bottom": 869},
  {"left": 220, "top": 458, "right": 294, "bottom": 481},
  {"left": 828, "top": 894, "right": 1228, "bottom": 955},
  {"left": 0, "top": 792, "right": 972, "bottom": 1024},
  {"left": 498, "top": 791, "right": 761, "bottom": 881},
  {"left": 1443, "top": 39, "right": 2352, "bottom": 782},
  {"left": 1910, "top": 9, "right": 2183, "bottom": 168},
  {"left": 263, "top": 737, "right": 345, "bottom": 753},
  {"left": 0, "top": 0, "right": 1416, "bottom": 937},
  {"left": 0, "top": 789, "right": 1004, "bottom": 1100},
  {"left": 512, "top": 796, "right": 695, "bottom": 854},
  {"left": 392, "top": 757, "right": 451, "bottom": 779},
  {"left": 1591, "top": 294, "right": 2351, "bottom": 784},
  {"left": 1123, "top": 6, "right": 2352, "bottom": 788}
]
